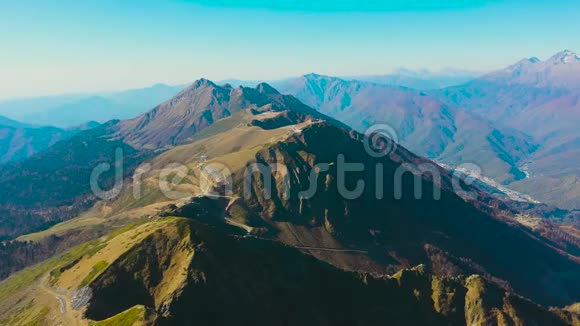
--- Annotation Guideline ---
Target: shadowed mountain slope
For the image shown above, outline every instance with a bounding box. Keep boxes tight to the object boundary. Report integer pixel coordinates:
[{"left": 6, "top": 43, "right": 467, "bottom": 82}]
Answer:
[
  {"left": 1, "top": 217, "right": 575, "bottom": 325},
  {"left": 84, "top": 218, "right": 574, "bottom": 326},
  {"left": 198, "top": 121, "right": 578, "bottom": 307}
]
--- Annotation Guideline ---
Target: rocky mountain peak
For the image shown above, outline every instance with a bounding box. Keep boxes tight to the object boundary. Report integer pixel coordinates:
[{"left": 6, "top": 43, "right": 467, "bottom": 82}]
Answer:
[
  {"left": 256, "top": 82, "right": 280, "bottom": 95},
  {"left": 548, "top": 49, "right": 580, "bottom": 64},
  {"left": 190, "top": 78, "right": 217, "bottom": 89},
  {"left": 510, "top": 57, "right": 541, "bottom": 71}
]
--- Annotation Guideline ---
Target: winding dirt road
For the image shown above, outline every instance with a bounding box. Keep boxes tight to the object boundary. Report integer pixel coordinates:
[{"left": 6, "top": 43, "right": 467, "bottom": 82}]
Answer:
[{"left": 37, "top": 274, "right": 87, "bottom": 326}]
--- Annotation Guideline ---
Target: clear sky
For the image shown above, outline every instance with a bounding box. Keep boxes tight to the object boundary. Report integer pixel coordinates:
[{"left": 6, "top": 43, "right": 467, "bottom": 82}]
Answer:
[{"left": 1, "top": 0, "right": 579, "bottom": 99}]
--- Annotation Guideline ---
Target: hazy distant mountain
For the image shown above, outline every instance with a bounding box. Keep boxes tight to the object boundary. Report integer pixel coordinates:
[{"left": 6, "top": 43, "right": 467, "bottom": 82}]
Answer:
[
  {"left": 347, "top": 68, "right": 480, "bottom": 90},
  {"left": 480, "top": 50, "right": 580, "bottom": 89},
  {"left": 19, "top": 96, "right": 125, "bottom": 127},
  {"left": 0, "top": 117, "right": 99, "bottom": 164},
  {"left": 276, "top": 74, "right": 538, "bottom": 184},
  {"left": 0, "top": 83, "right": 185, "bottom": 127},
  {"left": 105, "top": 83, "right": 188, "bottom": 116},
  {"left": 0, "top": 115, "right": 31, "bottom": 129},
  {"left": 435, "top": 50, "right": 580, "bottom": 209},
  {"left": 0, "top": 94, "right": 89, "bottom": 119},
  {"left": 219, "top": 69, "right": 480, "bottom": 92}
]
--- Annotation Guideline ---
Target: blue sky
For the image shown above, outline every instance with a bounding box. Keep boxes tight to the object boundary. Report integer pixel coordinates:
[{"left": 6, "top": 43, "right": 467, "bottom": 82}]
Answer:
[{"left": 0, "top": 0, "right": 579, "bottom": 99}]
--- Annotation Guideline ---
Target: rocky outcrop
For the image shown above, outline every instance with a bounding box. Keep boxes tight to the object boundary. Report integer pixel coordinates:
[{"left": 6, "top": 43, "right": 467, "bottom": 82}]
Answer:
[{"left": 83, "top": 218, "right": 573, "bottom": 325}]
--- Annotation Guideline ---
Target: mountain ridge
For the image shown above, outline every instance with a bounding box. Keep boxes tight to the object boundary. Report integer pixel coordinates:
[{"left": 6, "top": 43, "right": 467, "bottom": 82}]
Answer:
[
  {"left": 0, "top": 80, "right": 343, "bottom": 239},
  {"left": 0, "top": 83, "right": 186, "bottom": 128},
  {"left": 479, "top": 49, "right": 580, "bottom": 90},
  {"left": 435, "top": 50, "right": 580, "bottom": 209},
  {"left": 276, "top": 73, "right": 539, "bottom": 184},
  {"left": 116, "top": 79, "right": 345, "bottom": 148},
  {"left": 343, "top": 68, "right": 481, "bottom": 90},
  {"left": 0, "top": 117, "right": 100, "bottom": 165}
]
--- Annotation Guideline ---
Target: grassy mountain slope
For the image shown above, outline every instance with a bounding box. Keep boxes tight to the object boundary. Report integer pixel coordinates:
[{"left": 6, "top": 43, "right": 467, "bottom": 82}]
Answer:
[{"left": 0, "top": 217, "right": 574, "bottom": 325}]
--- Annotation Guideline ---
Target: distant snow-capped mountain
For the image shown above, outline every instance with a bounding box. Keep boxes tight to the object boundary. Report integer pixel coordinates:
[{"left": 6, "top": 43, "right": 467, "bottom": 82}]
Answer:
[
  {"left": 481, "top": 50, "right": 580, "bottom": 89},
  {"left": 435, "top": 50, "right": 580, "bottom": 209}
]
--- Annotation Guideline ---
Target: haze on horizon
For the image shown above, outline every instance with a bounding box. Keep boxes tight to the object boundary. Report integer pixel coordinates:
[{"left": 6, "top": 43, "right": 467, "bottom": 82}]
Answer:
[{"left": 1, "top": 0, "right": 579, "bottom": 99}]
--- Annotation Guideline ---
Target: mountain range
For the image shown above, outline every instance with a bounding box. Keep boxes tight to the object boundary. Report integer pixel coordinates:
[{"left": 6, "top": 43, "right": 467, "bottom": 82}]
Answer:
[
  {"left": 0, "top": 68, "right": 473, "bottom": 130},
  {"left": 0, "top": 83, "right": 184, "bottom": 128},
  {"left": 258, "top": 50, "right": 580, "bottom": 211},
  {"left": 0, "top": 115, "right": 30, "bottom": 129},
  {"left": 275, "top": 73, "right": 538, "bottom": 185},
  {"left": 0, "top": 84, "right": 184, "bottom": 164},
  {"left": 479, "top": 50, "right": 580, "bottom": 89},
  {"left": 0, "top": 115, "right": 99, "bottom": 164},
  {"left": 2, "top": 51, "right": 579, "bottom": 212},
  {"left": 346, "top": 68, "right": 481, "bottom": 90},
  {"left": 0, "top": 78, "right": 578, "bottom": 325},
  {"left": 435, "top": 50, "right": 580, "bottom": 209}
]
